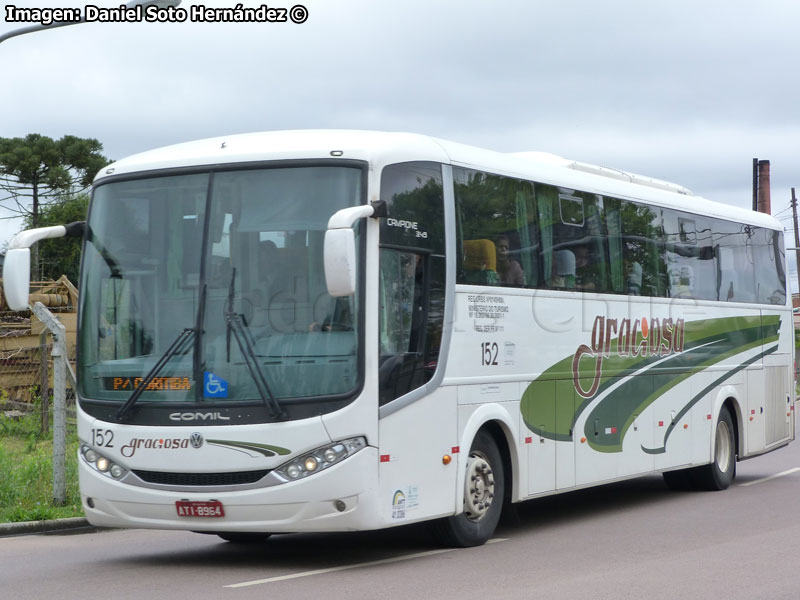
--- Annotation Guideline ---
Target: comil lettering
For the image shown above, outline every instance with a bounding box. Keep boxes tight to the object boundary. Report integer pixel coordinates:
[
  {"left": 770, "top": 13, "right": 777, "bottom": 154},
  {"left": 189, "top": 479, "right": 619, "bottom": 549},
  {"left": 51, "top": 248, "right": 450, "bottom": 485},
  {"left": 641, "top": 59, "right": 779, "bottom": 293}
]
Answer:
[
  {"left": 169, "top": 412, "right": 231, "bottom": 422},
  {"left": 572, "top": 315, "right": 685, "bottom": 399}
]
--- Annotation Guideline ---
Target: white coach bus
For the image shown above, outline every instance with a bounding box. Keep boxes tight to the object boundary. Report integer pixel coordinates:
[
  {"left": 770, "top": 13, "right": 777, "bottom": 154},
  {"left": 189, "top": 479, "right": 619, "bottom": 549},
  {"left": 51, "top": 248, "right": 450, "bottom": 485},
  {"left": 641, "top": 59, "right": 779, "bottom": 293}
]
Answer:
[{"left": 3, "top": 130, "right": 794, "bottom": 547}]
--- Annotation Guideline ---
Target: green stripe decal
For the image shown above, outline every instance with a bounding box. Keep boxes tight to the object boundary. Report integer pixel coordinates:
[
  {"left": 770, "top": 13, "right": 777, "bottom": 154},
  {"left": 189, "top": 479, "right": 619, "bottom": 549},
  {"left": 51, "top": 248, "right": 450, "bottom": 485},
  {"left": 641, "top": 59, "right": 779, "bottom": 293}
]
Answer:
[
  {"left": 641, "top": 346, "right": 777, "bottom": 454},
  {"left": 206, "top": 439, "right": 291, "bottom": 457},
  {"left": 520, "top": 315, "right": 781, "bottom": 452}
]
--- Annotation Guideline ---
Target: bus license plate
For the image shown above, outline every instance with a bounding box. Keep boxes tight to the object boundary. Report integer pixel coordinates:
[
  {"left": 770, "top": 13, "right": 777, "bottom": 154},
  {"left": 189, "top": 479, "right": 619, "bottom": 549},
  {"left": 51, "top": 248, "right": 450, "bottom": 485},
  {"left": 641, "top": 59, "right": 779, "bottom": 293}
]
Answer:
[{"left": 175, "top": 500, "right": 225, "bottom": 518}]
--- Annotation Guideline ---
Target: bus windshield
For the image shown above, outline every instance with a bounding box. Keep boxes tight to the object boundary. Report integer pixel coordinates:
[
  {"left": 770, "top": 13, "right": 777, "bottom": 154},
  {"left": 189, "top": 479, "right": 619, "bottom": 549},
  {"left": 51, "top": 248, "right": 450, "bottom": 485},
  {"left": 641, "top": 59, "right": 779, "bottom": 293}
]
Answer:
[{"left": 77, "top": 165, "right": 363, "bottom": 418}]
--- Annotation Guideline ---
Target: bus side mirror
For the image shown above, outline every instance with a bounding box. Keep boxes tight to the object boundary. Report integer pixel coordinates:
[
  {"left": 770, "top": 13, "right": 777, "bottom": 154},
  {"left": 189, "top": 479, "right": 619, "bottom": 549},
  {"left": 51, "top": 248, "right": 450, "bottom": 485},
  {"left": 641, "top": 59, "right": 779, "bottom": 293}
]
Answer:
[
  {"left": 323, "top": 204, "right": 381, "bottom": 297},
  {"left": 324, "top": 228, "right": 357, "bottom": 297},
  {"left": 3, "top": 248, "right": 31, "bottom": 311},
  {"left": 2, "top": 221, "right": 85, "bottom": 311}
]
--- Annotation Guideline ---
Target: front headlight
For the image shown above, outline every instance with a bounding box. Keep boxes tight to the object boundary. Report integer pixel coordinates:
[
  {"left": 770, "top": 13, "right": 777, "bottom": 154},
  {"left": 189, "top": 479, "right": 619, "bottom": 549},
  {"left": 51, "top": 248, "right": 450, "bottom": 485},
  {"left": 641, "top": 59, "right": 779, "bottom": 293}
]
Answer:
[
  {"left": 273, "top": 436, "right": 366, "bottom": 482},
  {"left": 80, "top": 445, "right": 128, "bottom": 480}
]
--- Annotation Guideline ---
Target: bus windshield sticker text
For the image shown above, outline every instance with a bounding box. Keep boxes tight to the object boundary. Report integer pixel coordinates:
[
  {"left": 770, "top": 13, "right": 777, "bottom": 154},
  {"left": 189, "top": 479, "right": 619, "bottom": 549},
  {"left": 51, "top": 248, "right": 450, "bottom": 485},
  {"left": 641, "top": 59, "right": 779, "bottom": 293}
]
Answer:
[{"left": 107, "top": 377, "right": 191, "bottom": 391}]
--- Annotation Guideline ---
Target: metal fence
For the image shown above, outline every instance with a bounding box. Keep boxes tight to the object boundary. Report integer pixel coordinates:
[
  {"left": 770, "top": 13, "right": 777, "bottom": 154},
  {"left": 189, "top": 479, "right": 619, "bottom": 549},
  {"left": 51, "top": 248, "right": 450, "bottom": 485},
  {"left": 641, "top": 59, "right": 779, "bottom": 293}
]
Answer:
[
  {"left": 1, "top": 282, "right": 79, "bottom": 504},
  {"left": 1, "top": 312, "right": 77, "bottom": 434}
]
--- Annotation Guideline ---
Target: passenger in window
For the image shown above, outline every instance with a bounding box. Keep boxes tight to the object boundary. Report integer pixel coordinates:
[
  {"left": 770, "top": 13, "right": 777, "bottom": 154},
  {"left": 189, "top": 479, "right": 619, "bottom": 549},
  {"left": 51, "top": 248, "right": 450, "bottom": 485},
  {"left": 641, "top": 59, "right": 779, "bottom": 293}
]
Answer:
[
  {"left": 495, "top": 234, "right": 524, "bottom": 286},
  {"left": 550, "top": 250, "right": 575, "bottom": 289},
  {"left": 259, "top": 241, "right": 278, "bottom": 281},
  {"left": 253, "top": 240, "right": 279, "bottom": 301},
  {"left": 574, "top": 244, "right": 599, "bottom": 291}
]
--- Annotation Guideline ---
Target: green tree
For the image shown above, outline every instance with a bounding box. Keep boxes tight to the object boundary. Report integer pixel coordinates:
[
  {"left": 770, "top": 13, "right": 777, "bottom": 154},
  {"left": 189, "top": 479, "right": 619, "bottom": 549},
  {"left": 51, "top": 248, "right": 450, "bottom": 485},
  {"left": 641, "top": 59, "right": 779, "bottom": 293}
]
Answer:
[
  {"left": 0, "top": 134, "right": 108, "bottom": 277},
  {"left": 23, "top": 194, "right": 88, "bottom": 283}
]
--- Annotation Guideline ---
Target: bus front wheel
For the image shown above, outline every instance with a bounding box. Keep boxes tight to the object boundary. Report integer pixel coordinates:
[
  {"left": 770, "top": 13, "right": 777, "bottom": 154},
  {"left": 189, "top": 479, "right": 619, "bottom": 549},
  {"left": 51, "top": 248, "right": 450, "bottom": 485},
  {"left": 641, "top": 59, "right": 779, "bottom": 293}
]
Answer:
[{"left": 429, "top": 430, "right": 505, "bottom": 547}]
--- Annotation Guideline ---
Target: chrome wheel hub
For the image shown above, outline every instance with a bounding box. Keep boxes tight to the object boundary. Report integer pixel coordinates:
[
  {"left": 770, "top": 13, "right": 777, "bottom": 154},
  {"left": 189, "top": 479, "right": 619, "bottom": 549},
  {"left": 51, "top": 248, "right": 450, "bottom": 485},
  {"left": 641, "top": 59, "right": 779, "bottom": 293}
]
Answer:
[{"left": 464, "top": 452, "right": 495, "bottom": 522}]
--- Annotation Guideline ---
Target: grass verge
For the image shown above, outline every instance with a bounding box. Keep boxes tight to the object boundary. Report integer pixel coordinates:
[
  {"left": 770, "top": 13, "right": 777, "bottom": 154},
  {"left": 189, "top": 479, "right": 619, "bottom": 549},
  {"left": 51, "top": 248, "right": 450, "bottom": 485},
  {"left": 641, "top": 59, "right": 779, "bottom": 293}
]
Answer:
[{"left": 0, "top": 406, "right": 83, "bottom": 522}]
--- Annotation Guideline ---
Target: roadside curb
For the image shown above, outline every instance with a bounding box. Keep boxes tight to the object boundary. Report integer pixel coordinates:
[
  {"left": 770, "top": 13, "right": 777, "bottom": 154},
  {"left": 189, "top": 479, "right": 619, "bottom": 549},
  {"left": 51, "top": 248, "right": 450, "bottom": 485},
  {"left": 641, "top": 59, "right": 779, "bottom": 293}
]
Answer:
[{"left": 0, "top": 517, "right": 93, "bottom": 538}]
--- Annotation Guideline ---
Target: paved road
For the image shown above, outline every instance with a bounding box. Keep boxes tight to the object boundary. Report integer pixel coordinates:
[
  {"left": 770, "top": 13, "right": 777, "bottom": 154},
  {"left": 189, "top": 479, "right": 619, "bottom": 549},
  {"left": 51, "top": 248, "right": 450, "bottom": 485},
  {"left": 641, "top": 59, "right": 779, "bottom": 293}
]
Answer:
[{"left": 3, "top": 436, "right": 799, "bottom": 600}]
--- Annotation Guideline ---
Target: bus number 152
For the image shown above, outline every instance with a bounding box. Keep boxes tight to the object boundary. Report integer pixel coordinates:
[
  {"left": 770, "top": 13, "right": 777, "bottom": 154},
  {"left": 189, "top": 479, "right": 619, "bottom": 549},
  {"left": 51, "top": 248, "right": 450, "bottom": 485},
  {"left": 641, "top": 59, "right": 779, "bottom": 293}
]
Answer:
[{"left": 481, "top": 342, "right": 499, "bottom": 366}]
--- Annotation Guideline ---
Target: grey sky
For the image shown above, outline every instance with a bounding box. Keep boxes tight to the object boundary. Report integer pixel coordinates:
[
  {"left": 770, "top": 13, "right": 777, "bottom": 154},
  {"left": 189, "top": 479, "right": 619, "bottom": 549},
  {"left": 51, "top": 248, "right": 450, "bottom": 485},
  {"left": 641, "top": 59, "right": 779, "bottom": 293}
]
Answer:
[{"left": 2, "top": 0, "right": 799, "bottom": 283}]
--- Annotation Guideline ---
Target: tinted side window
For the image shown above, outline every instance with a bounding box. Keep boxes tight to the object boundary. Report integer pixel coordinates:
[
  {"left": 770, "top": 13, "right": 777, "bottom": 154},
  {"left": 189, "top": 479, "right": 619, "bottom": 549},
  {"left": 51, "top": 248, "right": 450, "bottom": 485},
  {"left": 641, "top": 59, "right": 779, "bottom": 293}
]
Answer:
[
  {"left": 753, "top": 227, "right": 787, "bottom": 305},
  {"left": 450, "top": 165, "right": 785, "bottom": 305},
  {"left": 616, "top": 200, "right": 666, "bottom": 296},
  {"left": 454, "top": 168, "right": 537, "bottom": 287},
  {"left": 713, "top": 219, "right": 756, "bottom": 303},
  {"left": 379, "top": 161, "right": 444, "bottom": 255},
  {"left": 379, "top": 162, "right": 446, "bottom": 405},
  {"left": 537, "top": 185, "right": 610, "bottom": 293},
  {"left": 663, "top": 211, "right": 716, "bottom": 300}
]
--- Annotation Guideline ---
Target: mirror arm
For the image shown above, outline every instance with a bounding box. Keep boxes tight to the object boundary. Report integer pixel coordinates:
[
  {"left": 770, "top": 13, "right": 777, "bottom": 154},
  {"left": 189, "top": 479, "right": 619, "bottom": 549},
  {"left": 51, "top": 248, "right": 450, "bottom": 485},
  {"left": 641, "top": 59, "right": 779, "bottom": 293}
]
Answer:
[
  {"left": 8, "top": 221, "right": 85, "bottom": 250},
  {"left": 327, "top": 205, "right": 376, "bottom": 230}
]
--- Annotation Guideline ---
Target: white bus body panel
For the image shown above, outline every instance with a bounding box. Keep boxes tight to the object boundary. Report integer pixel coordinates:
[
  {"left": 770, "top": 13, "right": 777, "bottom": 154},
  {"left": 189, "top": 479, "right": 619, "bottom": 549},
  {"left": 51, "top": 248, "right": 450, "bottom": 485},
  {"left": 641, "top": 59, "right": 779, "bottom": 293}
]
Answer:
[
  {"left": 444, "top": 284, "right": 793, "bottom": 500},
  {"left": 376, "top": 387, "right": 458, "bottom": 526}
]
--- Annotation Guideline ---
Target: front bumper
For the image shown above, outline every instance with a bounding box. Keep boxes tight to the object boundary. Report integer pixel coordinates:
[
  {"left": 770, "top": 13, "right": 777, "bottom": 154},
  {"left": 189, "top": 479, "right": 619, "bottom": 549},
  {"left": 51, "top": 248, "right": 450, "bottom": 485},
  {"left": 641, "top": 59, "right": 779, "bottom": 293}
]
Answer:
[{"left": 80, "top": 446, "right": 381, "bottom": 533}]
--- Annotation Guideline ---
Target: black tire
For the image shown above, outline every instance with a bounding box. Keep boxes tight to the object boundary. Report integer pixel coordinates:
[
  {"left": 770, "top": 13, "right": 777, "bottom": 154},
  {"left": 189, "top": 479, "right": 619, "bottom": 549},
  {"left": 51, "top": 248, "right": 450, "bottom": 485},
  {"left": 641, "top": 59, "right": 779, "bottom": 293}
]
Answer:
[
  {"left": 429, "top": 430, "right": 505, "bottom": 547},
  {"left": 662, "top": 468, "right": 695, "bottom": 491},
  {"left": 217, "top": 532, "right": 272, "bottom": 544},
  {"left": 691, "top": 406, "right": 736, "bottom": 491}
]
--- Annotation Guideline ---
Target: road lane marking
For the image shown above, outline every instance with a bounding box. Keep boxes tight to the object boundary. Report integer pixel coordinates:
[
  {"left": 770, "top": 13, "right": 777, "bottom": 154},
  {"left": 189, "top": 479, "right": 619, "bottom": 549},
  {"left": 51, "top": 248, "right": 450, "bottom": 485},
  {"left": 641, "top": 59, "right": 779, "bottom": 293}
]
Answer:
[
  {"left": 224, "top": 537, "right": 508, "bottom": 588},
  {"left": 739, "top": 467, "right": 800, "bottom": 487}
]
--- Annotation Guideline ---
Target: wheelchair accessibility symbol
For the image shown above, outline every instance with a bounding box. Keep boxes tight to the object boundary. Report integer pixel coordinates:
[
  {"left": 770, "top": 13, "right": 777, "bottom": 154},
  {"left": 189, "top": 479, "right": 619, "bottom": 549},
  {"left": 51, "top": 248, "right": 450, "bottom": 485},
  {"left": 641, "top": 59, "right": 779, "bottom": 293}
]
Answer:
[{"left": 204, "top": 372, "right": 229, "bottom": 398}]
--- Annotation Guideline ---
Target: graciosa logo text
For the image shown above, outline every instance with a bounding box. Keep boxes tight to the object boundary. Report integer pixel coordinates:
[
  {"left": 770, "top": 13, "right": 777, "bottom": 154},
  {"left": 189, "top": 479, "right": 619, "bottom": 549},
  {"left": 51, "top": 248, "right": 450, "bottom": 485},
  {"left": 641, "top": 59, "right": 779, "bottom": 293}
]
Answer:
[
  {"left": 572, "top": 316, "right": 685, "bottom": 398},
  {"left": 121, "top": 435, "right": 202, "bottom": 458}
]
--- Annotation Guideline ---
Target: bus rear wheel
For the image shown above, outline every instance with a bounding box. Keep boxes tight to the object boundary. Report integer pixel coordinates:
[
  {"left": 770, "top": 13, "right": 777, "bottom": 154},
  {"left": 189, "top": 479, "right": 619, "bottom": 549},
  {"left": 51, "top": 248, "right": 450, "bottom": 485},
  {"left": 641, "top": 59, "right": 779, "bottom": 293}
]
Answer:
[
  {"left": 692, "top": 406, "right": 736, "bottom": 491},
  {"left": 429, "top": 430, "right": 505, "bottom": 548}
]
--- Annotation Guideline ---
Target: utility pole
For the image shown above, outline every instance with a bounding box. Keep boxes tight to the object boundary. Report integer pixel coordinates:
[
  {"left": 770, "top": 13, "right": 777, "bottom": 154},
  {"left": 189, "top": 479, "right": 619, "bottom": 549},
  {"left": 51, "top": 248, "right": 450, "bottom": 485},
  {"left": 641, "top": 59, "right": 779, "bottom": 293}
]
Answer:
[{"left": 793, "top": 187, "right": 800, "bottom": 304}]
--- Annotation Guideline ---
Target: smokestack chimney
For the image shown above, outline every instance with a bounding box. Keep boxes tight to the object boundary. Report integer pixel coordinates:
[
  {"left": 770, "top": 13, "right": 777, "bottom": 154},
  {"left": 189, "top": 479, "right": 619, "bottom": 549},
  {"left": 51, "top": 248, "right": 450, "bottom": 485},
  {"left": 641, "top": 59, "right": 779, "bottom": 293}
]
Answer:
[{"left": 757, "top": 159, "right": 771, "bottom": 214}]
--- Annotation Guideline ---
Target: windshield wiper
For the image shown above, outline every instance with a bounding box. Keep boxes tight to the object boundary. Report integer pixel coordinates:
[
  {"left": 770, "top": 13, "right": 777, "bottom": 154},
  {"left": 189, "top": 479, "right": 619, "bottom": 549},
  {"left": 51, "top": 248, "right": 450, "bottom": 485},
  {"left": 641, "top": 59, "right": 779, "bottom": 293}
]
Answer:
[
  {"left": 225, "top": 268, "right": 287, "bottom": 420},
  {"left": 115, "top": 328, "right": 195, "bottom": 422},
  {"left": 193, "top": 283, "right": 207, "bottom": 402},
  {"left": 117, "top": 281, "right": 208, "bottom": 420}
]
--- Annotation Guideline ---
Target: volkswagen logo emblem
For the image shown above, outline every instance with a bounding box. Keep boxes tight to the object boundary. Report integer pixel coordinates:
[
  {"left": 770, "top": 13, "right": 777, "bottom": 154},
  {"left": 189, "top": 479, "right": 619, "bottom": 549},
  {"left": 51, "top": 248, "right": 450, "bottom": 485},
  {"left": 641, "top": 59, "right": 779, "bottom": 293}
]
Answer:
[{"left": 190, "top": 432, "right": 204, "bottom": 449}]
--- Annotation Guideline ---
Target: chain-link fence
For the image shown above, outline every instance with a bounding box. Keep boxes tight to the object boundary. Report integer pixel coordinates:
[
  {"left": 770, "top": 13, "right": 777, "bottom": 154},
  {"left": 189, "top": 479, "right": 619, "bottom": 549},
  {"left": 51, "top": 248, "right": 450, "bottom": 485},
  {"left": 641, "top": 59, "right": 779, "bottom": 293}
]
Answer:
[{"left": 1, "top": 308, "right": 77, "bottom": 434}]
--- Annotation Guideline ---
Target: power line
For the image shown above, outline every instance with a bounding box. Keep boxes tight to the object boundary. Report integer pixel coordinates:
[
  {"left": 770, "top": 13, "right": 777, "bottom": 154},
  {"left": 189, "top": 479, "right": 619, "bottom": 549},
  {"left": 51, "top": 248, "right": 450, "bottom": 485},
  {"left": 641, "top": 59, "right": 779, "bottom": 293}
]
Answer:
[{"left": 773, "top": 205, "right": 793, "bottom": 218}]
